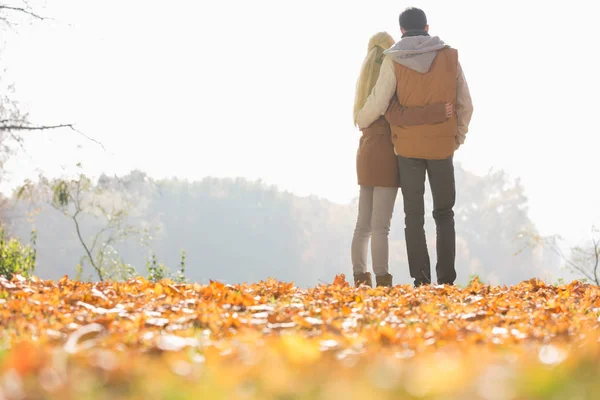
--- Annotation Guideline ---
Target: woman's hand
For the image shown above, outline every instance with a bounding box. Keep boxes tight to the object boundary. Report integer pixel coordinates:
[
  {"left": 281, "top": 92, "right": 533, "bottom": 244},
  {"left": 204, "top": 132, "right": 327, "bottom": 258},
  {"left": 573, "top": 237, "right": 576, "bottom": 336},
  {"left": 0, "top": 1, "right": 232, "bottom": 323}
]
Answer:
[{"left": 446, "top": 103, "right": 454, "bottom": 119}]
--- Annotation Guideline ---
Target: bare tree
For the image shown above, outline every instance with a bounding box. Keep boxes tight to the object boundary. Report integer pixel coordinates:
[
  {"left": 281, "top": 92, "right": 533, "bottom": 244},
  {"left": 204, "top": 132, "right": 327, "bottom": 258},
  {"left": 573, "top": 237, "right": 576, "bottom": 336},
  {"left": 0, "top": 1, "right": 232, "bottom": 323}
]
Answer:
[
  {"left": 524, "top": 228, "right": 600, "bottom": 285},
  {"left": 551, "top": 228, "right": 599, "bottom": 285},
  {"left": 16, "top": 168, "right": 154, "bottom": 281},
  {"left": 0, "top": 0, "right": 104, "bottom": 192}
]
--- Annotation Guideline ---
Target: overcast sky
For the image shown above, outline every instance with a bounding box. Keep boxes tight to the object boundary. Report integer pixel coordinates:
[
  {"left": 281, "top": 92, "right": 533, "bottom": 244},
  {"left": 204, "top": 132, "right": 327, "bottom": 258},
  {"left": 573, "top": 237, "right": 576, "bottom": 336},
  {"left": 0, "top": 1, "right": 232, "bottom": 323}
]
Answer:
[{"left": 2, "top": 0, "right": 599, "bottom": 246}]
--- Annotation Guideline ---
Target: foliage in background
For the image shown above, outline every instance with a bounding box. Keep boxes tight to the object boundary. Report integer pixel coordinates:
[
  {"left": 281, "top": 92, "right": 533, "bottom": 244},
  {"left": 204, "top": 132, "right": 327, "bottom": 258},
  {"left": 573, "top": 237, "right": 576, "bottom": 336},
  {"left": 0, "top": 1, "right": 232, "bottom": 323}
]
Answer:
[
  {"left": 146, "top": 250, "right": 187, "bottom": 283},
  {"left": 0, "top": 225, "right": 36, "bottom": 279}
]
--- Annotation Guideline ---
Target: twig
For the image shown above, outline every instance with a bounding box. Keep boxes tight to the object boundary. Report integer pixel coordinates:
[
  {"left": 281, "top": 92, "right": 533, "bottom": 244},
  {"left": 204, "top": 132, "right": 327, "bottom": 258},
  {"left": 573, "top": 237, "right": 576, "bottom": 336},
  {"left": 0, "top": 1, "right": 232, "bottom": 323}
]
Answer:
[
  {"left": 0, "top": 14, "right": 13, "bottom": 27},
  {"left": 69, "top": 125, "right": 106, "bottom": 151},
  {"left": 90, "top": 225, "right": 111, "bottom": 255},
  {"left": 0, "top": 5, "right": 45, "bottom": 20},
  {"left": 8, "top": 131, "right": 24, "bottom": 146},
  {"left": 546, "top": 237, "right": 596, "bottom": 283}
]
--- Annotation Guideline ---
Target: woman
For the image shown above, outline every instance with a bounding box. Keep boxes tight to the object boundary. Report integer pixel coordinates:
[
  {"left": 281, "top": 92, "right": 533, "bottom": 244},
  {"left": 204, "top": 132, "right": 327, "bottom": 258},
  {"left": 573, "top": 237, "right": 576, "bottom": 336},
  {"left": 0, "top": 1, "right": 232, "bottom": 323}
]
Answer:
[{"left": 352, "top": 32, "right": 453, "bottom": 288}]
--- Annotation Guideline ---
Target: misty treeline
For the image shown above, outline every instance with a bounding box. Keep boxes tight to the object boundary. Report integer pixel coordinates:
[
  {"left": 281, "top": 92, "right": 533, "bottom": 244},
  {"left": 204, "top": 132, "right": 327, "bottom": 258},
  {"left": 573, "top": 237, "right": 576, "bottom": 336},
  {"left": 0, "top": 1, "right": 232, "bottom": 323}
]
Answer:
[{"left": 0, "top": 165, "right": 575, "bottom": 287}]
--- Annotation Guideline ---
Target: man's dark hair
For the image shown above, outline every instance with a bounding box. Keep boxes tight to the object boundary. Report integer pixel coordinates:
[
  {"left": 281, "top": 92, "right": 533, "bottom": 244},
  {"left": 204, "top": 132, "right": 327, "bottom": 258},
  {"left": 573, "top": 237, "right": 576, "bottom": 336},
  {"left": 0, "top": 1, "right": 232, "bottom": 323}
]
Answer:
[{"left": 399, "top": 7, "right": 428, "bottom": 31}]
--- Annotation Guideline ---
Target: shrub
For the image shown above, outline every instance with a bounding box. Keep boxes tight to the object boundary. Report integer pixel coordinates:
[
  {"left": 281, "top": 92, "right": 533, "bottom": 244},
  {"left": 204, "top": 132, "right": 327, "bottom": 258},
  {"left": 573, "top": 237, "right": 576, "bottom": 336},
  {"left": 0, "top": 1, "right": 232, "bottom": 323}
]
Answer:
[
  {"left": 0, "top": 227, "right": 36, "bottom": 279},
  {"left": 146, "top": 250, "right": 187, "bottom": 283}
]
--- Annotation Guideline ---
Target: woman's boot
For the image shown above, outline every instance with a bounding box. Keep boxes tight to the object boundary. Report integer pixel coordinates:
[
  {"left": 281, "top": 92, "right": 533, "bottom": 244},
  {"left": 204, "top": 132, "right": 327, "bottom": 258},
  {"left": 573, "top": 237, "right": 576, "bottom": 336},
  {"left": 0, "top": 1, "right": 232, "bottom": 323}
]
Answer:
[
  {"left": 354, "top": 272, "right": 373, "bottom": 288},
  {"left": 376, "top": 273, "right": 393, "bottom": 287}
]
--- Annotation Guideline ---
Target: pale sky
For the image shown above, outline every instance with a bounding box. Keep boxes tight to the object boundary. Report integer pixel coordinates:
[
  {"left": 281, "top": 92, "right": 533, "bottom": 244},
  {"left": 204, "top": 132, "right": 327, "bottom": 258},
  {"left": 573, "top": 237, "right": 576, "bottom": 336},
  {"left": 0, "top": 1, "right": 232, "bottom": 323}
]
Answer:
[{"left": 2, "top": 0, "right": 599, "bottom": 246}]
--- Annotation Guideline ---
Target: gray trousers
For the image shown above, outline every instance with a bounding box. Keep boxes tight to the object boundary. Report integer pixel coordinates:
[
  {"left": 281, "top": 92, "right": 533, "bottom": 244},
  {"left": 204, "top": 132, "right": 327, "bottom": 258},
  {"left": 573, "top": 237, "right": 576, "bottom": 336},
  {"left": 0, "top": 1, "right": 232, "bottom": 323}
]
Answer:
[
  {"left": 398, "top": 155, "right": 456, "bottom": 285},
  {"left": 351, "top": 186, "right": 398, "bottom": 276}
]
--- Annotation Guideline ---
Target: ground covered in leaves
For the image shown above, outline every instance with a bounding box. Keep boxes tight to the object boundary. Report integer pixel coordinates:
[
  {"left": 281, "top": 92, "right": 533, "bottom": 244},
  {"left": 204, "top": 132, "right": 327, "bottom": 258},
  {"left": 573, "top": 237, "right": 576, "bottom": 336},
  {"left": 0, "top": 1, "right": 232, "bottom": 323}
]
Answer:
[{"left": 1, "top": 274, "right": 599, "bottom": 400}]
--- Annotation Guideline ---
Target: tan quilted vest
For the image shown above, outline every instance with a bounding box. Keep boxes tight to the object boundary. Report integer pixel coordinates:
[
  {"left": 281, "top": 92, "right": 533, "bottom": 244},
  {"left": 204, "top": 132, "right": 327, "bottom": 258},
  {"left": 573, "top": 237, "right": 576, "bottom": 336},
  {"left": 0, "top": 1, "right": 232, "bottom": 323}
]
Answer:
[{"left": 391, "top": 48, "right": 458, "bottom": 159}]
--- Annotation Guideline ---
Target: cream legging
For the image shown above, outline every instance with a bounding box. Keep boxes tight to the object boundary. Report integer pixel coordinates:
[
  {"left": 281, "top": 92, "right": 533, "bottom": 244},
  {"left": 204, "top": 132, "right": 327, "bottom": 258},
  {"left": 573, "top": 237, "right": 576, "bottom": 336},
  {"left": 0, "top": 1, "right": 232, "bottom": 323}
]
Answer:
[{"left": 351, "top": 186, "right": 398, "bottom": 276}]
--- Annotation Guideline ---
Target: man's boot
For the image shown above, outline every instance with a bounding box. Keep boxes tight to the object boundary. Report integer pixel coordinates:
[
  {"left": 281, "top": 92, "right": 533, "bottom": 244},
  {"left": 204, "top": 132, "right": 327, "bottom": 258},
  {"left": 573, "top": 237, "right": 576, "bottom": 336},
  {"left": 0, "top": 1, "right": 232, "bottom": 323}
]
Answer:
[
  {"left": 376, "top": 273, "right": 393, "bottom": 288},
  {"left": 353, "top": 272, "right": 372, "bottom": 288},
  {"left": 414, "top": 279, "right": 428, "bottom": 288}
]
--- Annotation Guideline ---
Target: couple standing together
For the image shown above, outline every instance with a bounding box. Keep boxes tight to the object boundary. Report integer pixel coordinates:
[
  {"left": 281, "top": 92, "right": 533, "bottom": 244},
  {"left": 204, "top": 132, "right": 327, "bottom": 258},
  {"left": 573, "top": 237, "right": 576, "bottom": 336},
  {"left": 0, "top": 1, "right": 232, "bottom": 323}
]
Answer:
[{"left": 351, "top": 8, "right": 473, "bottom": 288}]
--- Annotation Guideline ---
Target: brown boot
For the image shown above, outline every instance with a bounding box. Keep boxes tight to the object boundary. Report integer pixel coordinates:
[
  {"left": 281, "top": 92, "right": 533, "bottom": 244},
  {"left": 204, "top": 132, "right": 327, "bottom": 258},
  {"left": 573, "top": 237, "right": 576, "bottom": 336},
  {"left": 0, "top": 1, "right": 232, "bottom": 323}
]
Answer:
[
  {"left": 376, "top": 273, "right": 393, "bottom": 288},
  {"left": 353, "top": 272, "right": 372, "bottom": 288}
]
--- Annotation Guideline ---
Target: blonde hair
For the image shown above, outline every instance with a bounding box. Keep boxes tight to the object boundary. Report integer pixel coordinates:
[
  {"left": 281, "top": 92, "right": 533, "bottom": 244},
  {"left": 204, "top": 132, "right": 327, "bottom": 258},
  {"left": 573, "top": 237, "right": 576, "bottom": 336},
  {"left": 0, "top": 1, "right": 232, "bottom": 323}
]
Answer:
[{"left": 353, "top": 32, "right": 395, "bottom": 126}]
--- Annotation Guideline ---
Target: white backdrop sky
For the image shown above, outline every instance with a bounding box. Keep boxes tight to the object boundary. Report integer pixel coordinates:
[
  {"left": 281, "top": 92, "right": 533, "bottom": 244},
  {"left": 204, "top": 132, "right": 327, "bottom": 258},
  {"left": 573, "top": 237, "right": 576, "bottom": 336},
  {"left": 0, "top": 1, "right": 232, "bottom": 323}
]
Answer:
[{"left": 2, "top": 0, "right": 599, "bottom": 246}]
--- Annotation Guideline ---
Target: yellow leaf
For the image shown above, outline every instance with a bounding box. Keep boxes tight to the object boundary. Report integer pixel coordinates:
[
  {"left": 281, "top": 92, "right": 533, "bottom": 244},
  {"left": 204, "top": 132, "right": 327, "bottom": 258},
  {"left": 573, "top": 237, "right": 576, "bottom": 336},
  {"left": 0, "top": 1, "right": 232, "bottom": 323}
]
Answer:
[{"left": 155, "top": 283, "right": 164, "bottom": 296}]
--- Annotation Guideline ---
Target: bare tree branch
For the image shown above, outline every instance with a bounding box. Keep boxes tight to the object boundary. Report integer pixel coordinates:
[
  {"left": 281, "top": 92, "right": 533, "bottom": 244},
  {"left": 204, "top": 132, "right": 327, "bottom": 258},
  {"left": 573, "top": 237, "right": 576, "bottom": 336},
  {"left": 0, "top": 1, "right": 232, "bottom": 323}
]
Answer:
[
  {"left": 1, "top": 122, "right": 106, "bottom": 151},
  {"left": 0, "top": 5, "right": 45, "bottom": 21},
  {"left": 70, "top": 179, "right": 104, "bottom": 281},
  {"left": 89, "top": 225, "right": 111, "bottom": 255},
  {"left": 2, "top": 123, "right": 74, "bottom": 131},
  {"left": 543, "top": 235, "right": 598, "bottom": 284},
  {"left": 72, "top": 212, "right": 104, "bottom": 281},
  {"left": 8, "top": 131, "right": 24, "bottom": 146}
]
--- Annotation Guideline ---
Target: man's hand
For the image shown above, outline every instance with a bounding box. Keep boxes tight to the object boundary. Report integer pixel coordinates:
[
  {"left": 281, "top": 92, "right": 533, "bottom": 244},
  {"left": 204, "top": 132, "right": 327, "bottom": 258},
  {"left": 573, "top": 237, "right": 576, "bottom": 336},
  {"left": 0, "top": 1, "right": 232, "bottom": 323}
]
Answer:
[
  {"left": 455, "top": 134, "right": 464, "bottom": 150},
  {"left": 385, "top": 97, "right": 451, "bottom": 127}
]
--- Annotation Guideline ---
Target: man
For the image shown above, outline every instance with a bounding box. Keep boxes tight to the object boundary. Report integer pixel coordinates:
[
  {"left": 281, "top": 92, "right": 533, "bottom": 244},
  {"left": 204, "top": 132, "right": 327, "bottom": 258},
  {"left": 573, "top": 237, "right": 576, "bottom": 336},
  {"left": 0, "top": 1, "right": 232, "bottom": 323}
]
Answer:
[{"left": 355, "top": 7, "right": 473, "bottom": 287}]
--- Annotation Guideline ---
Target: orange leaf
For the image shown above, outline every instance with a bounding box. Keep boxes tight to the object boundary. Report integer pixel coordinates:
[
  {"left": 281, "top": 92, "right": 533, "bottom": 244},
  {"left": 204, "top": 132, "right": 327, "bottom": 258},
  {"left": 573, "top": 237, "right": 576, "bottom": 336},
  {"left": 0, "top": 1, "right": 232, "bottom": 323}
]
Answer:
[{"left": 333, "top": 274, "right": 349, "bottom": 288}]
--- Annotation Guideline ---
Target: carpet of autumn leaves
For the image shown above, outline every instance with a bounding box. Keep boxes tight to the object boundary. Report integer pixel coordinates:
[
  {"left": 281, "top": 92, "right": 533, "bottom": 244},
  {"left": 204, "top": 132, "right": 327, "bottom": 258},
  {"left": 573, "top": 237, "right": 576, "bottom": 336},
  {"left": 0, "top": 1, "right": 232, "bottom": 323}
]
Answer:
[{"left": 1, "top": 274, "right": 600, "bottom": 400}]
